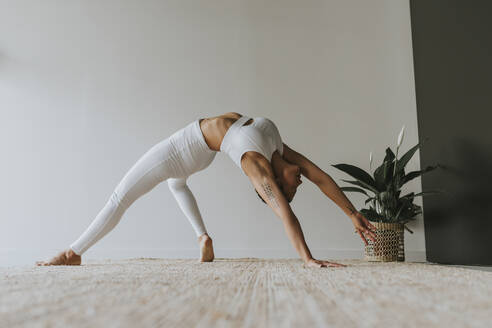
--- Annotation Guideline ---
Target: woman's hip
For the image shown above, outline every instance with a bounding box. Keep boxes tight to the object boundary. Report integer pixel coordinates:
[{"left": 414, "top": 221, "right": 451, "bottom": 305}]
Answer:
[{"left": 114, "top": 136, "right": 216, "bottom": 198}]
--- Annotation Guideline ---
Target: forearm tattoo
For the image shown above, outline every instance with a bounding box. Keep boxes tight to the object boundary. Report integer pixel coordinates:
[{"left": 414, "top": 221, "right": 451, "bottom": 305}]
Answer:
[
  {"left": 261, "top": 182, "right": 279, "bottom": 208},
  {"left": 345, "top": 205, "right": 357, "bottom": 215}
]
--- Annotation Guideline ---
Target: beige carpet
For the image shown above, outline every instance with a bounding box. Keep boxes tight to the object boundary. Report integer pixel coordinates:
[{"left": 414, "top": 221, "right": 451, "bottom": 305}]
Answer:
[{"left": 1, "top": 259, "right": 491, "bottom": 328}]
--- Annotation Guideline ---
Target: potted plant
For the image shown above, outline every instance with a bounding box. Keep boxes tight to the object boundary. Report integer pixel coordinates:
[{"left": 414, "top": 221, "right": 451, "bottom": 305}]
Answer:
[{"left": 332, "top": 126, "right": 442, "bottom": 262}]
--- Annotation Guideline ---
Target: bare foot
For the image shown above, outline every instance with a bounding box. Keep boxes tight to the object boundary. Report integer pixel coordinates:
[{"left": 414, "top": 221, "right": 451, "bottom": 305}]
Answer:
[
  {"left": 36, "top": 249, "right": 81, "bottom": 266},
  {"left": 198, "top": 234, "right": 214, "bottom": 262}
]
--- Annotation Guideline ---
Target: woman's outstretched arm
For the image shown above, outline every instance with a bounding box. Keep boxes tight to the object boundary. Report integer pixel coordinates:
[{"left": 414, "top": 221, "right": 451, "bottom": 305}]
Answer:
[
  {"left": 282, "top": 143, "right": 377, "bottom": 244},
  {"left": 242, "top": 155, "right": 345, "bottom": 268}
]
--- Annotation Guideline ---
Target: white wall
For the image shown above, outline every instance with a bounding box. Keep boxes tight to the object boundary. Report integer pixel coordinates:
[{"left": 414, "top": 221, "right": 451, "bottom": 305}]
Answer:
[{"left": 0, "top": 0, "right": 423, "bottom": 266}]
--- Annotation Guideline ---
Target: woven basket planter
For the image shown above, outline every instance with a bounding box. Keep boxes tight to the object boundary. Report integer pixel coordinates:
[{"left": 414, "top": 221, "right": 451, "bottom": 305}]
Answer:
[{"left": 364, "top": 222, "right": 405, "bottom": 262}]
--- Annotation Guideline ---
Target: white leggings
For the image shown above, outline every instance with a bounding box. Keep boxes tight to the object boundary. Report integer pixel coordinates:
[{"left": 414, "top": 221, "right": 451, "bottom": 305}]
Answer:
[{"left": 70, "top": 120, "right": 217, "bottom": 255}]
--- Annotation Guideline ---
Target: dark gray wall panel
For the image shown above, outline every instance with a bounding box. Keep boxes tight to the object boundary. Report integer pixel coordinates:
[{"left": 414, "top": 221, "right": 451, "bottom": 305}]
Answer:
[{"left": 410, "top": 0, "right": 492, "bottom": 264}]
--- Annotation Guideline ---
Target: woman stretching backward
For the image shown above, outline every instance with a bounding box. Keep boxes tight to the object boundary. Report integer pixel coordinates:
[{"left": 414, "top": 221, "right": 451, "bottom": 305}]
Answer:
[{"left": 37, "top": 112, "right": 376, "bottom": 268}]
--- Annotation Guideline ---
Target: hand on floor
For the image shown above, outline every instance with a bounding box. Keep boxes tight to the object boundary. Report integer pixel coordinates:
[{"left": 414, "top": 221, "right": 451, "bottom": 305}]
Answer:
[{"left": 304, "top": 258, "right": 346, "bottom": 268}]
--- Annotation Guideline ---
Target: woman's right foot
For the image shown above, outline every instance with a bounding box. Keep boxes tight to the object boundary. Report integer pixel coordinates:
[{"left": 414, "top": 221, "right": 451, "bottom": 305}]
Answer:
[
  {"left": 36, "top": 249, "right": 81, "bottom": 266},
  {"left": 198, "top": 234, "right": 214, "bottom": 262}
]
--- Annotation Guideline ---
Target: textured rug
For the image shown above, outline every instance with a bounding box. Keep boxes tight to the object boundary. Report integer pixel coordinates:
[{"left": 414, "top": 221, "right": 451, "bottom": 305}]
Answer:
[{"left": 1, "top": 258, "right": 491, "bottom": 328}]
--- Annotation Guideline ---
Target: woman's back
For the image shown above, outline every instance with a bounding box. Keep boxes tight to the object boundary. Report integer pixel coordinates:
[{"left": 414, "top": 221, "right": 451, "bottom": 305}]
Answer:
[
  {"left": 199, "top": 112, "right": 248, "bottom": 151},
  {"left": 200, "top": 112, "right": 283, "bottom": 162}
]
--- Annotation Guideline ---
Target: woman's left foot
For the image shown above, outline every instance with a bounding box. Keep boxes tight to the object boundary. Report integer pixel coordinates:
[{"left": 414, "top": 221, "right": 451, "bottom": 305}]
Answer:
[
  {"left": 36, "top": 249, "right": 81, "bottom": 266},
  {"left": 198, "top": 234, "right": 214, "bottom": 262}
]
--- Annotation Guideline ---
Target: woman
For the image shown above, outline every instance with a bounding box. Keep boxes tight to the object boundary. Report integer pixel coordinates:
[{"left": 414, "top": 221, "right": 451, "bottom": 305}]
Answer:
[{"left": 37, "top": 112, "right": 376, "bottom": 268}]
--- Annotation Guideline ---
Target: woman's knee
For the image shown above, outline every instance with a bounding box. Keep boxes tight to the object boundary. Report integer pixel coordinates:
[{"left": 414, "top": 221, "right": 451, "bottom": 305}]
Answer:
[
  {"left": 108, "top": 190, "right": 130, "bottom": 210},
  {"left": 168, "top": 177, "right": 187, "bottom": 190},
  {"left": 168, "top": 177, "right": 188, "bottom": 192}
]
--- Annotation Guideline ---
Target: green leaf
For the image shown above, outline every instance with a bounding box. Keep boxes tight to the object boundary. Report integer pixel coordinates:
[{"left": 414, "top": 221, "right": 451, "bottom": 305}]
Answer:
[
  {"left": 373, "top": 162, "right": 387, "bottom": 191},
  {"left": 400, "top": 171, "right": 421, "bottom": 185},
  {"left": 384, "top": 147, "right": 395, "bottom": 162},
  {"left": 401, "top": 192, "right": 415, "bottom": 199},
  {"left": 383, "top": 160, "right": 395, "bottom": 186},
  {"left": 400, "top": 165, "right": 438, "bottom": 186},
  {"left": 414, "top": 190, "right": 444, "bottom": 197},
  {"left": 340, "top": 186, "right": 369, "bottom": 196},
  {"left": 396, "top": 143, "right": 420, "bottom": 172},
  {"left": 332, "top": 163, "right": 378, "bottom": 193},
  {"left": 379, "top": 191, "right": 393, "bottom": 205},
  {"left": 341, "top": 179, "right": 376, "bottom": 193},
  {"left": 398, "top": 201, "right": 422, "bottom": 222},
  {"left": 403, "top": 225, "right": 414, "bottom": 233},
  {"left": 360, "top": 208, "right": 383, "bottom": 222},
  {"left": 373, "top": 148, "right": 395, "bottom": 190}
]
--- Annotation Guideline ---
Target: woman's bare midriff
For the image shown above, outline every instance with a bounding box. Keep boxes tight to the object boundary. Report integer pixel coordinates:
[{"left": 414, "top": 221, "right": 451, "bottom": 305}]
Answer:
[{"left": 199, "top": 113, "right": 253, "bottom": 151}]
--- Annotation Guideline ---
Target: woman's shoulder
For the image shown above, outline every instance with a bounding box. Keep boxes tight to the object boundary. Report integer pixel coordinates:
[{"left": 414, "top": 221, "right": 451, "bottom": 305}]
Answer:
[{"left": 202, "top": 112, "right": 242, "bottom": 131}]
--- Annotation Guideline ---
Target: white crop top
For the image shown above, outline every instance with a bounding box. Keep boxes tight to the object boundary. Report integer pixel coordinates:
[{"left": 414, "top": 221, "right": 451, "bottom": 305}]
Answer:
[{"left": 220, "top": 115, "right": 284, "bottom": 174}]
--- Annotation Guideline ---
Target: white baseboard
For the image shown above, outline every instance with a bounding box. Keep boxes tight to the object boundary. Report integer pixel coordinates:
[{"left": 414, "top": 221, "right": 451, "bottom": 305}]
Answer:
[{"left": 0, "top": 248, "right": 427, "bottom": 267}]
